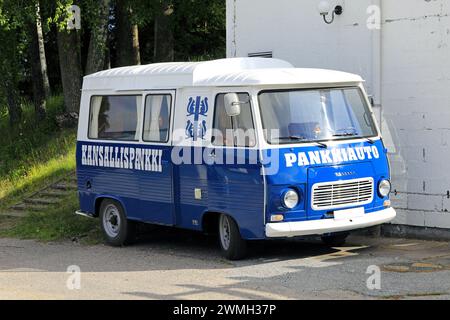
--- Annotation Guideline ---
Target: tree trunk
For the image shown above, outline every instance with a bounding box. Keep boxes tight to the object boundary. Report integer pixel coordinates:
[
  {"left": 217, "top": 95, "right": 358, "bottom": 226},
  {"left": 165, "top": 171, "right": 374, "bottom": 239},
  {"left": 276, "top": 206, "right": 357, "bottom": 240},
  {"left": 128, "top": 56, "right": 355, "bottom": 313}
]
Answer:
[
  {"left": 57, "top": 29, "right": 83, "bottom": 115},
  {"left": 29, "top": 2, "right": 50, "bottom": 120},
  {"left": 131, "top": 24, "right": 141, "bottom": 64},
  {"left": 36, "top": 2, "right": 51, "bottom": 98},
  {"left": 4, "top": 80, "right": 22, "bottom": 126},
  {"left": 154, "top": 6, "right": 174, "bottom": 63},
  {"left": 116, "top": 0, "right": 140, "bottom": 66},
  {"left": 86, "top": 0, "right": 111, "bottom": 75}
]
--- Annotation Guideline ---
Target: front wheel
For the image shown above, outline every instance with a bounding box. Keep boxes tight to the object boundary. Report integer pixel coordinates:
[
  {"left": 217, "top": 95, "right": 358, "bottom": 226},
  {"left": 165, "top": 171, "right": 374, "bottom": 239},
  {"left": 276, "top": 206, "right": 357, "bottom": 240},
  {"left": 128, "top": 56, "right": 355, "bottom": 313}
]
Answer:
[
  {"left": 218, "top": 214, "right": 247, "bottom": 260},
  {"left": 99, "top": 199, "right": 137, "bottom": 247}
]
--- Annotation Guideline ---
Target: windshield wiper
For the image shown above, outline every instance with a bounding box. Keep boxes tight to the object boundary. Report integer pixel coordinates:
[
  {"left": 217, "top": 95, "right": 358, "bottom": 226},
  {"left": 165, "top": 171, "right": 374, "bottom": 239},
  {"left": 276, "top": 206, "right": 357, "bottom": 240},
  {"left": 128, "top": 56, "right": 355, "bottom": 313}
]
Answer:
[
  {"left": 314, "top": 141, "right": 328, "bottom": 148},
  {"left": 276, "top": 136, "right": 328, "bottom": 148},
  {"left": 333, "top": 132, "right": 376, "bottom": 145},
  {"left": 276, "top": 135, "right": 307, "bottom": 141},
  {"left": 333, "top": 132, "right": 357, "bottom": 137},
  {"left": 333, "top": 127, "right": 358, "bottom": 137}
]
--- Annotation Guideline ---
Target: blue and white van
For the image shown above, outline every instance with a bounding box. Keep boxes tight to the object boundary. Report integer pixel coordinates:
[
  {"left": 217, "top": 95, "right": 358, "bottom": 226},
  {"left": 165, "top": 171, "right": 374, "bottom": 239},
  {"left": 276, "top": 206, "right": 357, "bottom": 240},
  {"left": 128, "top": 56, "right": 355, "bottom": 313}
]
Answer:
[{"left": 76, "top": 58, "right": 396, "bottom": 260}]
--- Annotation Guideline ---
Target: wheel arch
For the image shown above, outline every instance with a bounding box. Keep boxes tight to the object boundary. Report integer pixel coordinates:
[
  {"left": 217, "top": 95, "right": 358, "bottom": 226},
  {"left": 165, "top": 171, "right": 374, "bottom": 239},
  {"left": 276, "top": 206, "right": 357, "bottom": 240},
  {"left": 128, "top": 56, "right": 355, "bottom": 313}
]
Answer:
[
  {"left": 201, "top": 211, "right": 241, "bottom": 235},
  {"left": 94, "top": 195, "right": 128, "bottom": 218}
]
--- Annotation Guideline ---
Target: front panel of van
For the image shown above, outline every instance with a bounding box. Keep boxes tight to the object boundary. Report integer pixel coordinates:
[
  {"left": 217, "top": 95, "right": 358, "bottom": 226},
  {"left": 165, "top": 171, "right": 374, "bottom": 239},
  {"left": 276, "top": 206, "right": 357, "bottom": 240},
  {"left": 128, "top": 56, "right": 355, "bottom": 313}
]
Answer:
[
  {"left": 264, "top": 140, "right": 390, "bottom": 224},
  {"left": 257, "top": 85, "right": 394, "bottom": 236}
]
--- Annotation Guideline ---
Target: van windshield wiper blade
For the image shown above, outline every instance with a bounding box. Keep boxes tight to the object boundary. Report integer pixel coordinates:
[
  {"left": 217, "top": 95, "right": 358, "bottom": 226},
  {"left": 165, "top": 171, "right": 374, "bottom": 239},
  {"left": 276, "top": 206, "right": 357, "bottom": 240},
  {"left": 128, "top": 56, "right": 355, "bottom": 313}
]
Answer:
[
  {"left": 276, "top": 135, "right": 307, "bottom": 141},
  {"left": 333, "top": 132, "right": 358, "bottom": 137},
  {"left": 313, "top": 141, "right": 328, "bottom": 148},
  {"left": 333, "top": 132, "right": 376, "bottom": 145},
  {"left": 276, "top": 136, "right": 328, "bottom": 148}
]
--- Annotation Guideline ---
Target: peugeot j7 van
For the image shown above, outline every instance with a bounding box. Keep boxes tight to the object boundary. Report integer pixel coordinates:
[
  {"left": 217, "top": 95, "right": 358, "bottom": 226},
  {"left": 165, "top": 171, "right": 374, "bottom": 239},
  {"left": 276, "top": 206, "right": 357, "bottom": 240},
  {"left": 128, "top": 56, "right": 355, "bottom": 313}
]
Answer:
[{"left": 76, "top": 58, "right": 396, "bottom": 260}]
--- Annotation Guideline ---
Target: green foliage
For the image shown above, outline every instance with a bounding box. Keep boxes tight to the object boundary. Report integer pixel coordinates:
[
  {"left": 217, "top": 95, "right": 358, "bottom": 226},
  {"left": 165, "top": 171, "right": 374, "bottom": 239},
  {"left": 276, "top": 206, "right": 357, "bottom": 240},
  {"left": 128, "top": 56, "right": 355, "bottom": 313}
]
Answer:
[
  {"left": 0, "top": 96, "right": 76, "bottom": 208},
  {"left": 129, "top": 0, "right": 226, "bottom": 61},
  {"left": 172, "top": 0, "right": 226, "bottom": 60},
  {"left": 45, "top": 0, "right": 73, "bottom": 30},
  {"left": 0, "top": 94, "right": 91, "bottom": 242},
  {"left": 0, "top": 1, "right": 40, "bottom": 110}
]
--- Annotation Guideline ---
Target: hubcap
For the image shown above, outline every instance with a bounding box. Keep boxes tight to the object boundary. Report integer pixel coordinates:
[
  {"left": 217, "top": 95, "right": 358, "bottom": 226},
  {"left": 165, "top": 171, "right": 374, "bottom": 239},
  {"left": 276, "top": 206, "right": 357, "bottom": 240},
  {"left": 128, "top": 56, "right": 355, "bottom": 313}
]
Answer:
[
  {"left": 220, "top": 215, "right": 231, "bottom": 250},
  {"left": 103, "top": 204, "right": 121, "bottom": 238}
]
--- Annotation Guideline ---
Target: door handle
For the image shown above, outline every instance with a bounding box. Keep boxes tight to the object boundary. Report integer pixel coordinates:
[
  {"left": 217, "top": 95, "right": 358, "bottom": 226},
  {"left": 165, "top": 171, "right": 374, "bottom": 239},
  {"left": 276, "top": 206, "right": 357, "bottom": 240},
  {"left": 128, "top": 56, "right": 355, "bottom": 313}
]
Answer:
[{"left": 208, "top": 149, "right": 217, "bottom": 159}]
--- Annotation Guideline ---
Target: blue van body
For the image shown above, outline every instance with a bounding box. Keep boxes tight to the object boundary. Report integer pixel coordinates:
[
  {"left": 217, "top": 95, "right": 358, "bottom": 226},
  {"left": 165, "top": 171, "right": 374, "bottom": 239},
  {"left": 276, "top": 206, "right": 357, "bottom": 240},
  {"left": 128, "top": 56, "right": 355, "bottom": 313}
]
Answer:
[
  {"left": 76, "top": 140, "right": 390, "bottom": 240},
  {"left": 76, "top": 58, "right": 396, "bottom": 242}
]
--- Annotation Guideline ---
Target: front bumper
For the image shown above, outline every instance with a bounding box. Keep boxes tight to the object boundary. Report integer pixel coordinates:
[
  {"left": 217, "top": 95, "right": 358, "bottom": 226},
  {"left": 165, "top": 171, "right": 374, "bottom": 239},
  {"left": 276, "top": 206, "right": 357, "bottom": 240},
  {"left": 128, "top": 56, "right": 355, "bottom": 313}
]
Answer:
[{"left": 266, "top": 207, "right": 396, "bottom": 238}]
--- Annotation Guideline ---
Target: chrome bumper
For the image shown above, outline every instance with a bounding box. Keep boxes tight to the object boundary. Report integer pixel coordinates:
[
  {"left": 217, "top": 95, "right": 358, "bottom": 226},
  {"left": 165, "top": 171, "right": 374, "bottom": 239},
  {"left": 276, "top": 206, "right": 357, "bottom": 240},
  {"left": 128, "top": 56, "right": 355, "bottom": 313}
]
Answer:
[{"left": 266, "top": 207, "right": 396, "bottom": 238}]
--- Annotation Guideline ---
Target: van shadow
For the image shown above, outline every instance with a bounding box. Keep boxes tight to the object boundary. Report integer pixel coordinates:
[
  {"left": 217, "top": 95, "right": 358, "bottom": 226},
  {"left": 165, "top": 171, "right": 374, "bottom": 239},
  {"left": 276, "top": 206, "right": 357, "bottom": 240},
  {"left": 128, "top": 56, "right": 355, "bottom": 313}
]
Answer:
[
  {"left": 134, "top": 225, "right": 367, "bottom": 265},
  {"left": 120, "top": 227, "right": 373, "bottom": 300},
  {"left": 0, "top": 225, "right": 372, "bottom": 275}
]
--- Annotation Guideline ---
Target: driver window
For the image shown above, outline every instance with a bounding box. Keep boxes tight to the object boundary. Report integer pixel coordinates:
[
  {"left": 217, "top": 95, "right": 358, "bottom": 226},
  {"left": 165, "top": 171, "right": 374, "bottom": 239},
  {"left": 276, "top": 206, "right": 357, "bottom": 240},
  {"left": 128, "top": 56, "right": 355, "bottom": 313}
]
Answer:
[{"left": 212, "top": 93, "right": 256, "bottom": 147}]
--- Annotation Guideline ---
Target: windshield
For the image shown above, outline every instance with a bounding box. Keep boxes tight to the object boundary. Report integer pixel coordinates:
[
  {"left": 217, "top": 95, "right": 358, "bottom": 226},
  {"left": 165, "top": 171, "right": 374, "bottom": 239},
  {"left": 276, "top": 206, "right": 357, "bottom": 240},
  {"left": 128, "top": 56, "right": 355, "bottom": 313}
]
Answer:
[{"left": 258, "top": 88, "right": 378, "bottom": 144}]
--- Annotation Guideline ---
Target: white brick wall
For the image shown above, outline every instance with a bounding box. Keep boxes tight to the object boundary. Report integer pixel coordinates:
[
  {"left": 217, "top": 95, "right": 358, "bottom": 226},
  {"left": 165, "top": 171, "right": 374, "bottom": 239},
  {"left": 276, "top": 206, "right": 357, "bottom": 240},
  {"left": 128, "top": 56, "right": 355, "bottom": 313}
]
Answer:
[{"left": 227, "top": 0, "right": 450, "bottom": 230}]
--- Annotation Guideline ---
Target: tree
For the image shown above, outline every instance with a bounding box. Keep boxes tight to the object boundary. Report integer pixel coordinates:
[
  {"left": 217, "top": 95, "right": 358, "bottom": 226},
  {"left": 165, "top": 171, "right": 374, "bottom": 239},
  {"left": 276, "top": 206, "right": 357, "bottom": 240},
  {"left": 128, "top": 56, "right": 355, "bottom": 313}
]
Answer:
[
  {"left": 85, "top": 0, "right": 111, "bottom": 75},
  {"left": 55, "top": 0, "right": 83, "bottom": 115},
  {"left": 29, "top": 1, "right": 51, "bottom": 120},
  {"left": 171, "top": 0, "right": 226, "bottom": 61},
  {"left": 0, "top": 0, "right": 26, "bottom": 125},
  {"left": 129, "top": 0, "right": 226, "bottom": 62},
  {"left": 153, "top": 1, "right": 174, "bottom": 62},
  {"left": 115, "top": 0, "right": 140, "bottom": 66},
  {"left": 57, "top": 29, "right": 83, "bottom": 114}
]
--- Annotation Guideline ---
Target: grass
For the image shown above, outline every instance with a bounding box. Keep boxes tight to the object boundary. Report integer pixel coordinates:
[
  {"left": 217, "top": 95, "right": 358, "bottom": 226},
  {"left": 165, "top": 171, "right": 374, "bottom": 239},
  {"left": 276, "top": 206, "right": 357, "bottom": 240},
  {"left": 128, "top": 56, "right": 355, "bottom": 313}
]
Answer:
[
  {"left": 0, "top": 95, "right": 101, "bottom": 244},
  {"left": 0, "top": 193, "right": 101, "bottom": 244},
  {"left": 0, "top": 96, "right": 76, "bottom": 209}
]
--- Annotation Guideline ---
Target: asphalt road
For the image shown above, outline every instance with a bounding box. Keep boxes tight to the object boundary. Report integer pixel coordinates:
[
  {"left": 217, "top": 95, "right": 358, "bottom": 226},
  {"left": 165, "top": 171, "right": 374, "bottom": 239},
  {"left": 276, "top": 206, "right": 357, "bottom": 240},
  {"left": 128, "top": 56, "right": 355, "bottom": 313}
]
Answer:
[{"left": 1, "top": 228, "right": 450, "bottom": 300}]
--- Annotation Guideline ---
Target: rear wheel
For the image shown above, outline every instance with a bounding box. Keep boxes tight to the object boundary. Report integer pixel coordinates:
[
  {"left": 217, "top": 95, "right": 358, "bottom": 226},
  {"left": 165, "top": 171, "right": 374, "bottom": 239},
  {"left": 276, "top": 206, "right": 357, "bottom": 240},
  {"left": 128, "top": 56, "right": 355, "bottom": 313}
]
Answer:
[
  {"left": 99, "top": 199, "right": 137, "bottom": 247},
  {"left": 321, "top": 233, "right": 349, "bottom": 247},
  {"left": 219, "top": 214, "right": 247, "bottom": 260}
]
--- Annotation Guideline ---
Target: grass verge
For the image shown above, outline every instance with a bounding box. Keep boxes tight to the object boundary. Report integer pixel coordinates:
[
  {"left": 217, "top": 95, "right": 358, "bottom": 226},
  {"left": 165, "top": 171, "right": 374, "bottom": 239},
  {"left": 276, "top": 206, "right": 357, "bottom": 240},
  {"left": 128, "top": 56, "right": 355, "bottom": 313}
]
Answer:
[
  {"left": 0, "top": 95, "right": 101, "bottom": 243},
  {"left": 0, "top": 192, "right": 102, "bottom": 244},
  {"left": 0, "top": 96, "right": 77, "bottom": 209}
]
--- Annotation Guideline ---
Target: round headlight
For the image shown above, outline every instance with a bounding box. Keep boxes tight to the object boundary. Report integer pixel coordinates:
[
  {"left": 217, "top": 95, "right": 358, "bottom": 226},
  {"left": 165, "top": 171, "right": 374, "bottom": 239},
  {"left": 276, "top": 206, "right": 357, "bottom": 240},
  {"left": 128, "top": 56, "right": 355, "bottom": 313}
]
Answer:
[
  {"left": 282, "top": 189, "right": 299, "bottom": 209},
  {"left": 378, "top": 180, "right": 391, "bottom": 198}
]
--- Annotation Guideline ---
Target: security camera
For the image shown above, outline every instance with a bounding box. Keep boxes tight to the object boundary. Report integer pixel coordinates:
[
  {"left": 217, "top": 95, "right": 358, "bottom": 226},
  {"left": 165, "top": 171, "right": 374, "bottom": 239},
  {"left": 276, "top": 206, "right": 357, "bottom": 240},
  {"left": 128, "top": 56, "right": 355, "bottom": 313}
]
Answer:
[
  {"left": 317, "top": 1, "right": 343, "bottom": 24},
  {"left": 318, "top": 1, "right": 332, "bottom": 16}
]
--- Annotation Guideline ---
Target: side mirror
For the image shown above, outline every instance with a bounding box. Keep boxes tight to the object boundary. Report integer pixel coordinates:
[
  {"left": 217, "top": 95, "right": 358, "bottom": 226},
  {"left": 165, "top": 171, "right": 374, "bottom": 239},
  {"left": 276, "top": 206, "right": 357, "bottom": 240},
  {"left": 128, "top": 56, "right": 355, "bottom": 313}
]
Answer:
[{"left": 224, "top": 93, "right": 242, "bottom": 117}]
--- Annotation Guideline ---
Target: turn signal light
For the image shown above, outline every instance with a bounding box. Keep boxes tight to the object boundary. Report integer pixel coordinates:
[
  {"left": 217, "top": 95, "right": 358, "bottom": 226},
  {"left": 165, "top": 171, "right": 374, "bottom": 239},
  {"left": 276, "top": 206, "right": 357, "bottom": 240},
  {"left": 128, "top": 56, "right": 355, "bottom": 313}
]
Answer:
[{"left": 271, "top": 215, "right": 285, "bottom": 222}]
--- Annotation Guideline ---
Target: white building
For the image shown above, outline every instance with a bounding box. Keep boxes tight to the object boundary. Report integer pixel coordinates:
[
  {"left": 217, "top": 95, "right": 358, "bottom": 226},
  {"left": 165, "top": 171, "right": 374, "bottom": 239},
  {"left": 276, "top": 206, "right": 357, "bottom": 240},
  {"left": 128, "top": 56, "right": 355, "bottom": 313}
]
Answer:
[{"left": 226, "top": 0, "right": 450, "bottom": 236}]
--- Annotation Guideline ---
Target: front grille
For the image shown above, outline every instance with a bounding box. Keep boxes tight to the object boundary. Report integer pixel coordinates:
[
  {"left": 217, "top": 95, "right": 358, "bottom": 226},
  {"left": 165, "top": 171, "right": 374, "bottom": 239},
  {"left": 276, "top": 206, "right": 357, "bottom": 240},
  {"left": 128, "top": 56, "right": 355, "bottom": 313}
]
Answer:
[{"left": 311, "top": 178, "right": 374, "bottom": 211}]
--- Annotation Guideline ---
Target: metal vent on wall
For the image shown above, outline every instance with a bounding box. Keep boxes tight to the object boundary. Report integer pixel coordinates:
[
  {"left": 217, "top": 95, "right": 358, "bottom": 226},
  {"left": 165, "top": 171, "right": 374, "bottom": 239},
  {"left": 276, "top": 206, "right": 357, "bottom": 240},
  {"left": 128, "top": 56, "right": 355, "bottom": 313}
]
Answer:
[{"left": 248, "top": 51, "right": 273, "bottom": 58}]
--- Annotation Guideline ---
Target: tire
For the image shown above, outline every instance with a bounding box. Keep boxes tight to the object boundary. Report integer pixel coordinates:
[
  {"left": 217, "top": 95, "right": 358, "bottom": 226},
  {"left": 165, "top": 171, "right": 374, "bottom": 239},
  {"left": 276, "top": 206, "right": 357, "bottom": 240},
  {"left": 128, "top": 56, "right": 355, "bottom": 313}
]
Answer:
[
  {"left": 99, "top": 199, "right": 137, "bottom": 247},
  {"left": 321, "top": 233, "right": 349, "bottom": 247},
  {"left": 218, "top": 214, "right": 247, "bottom": 260}
]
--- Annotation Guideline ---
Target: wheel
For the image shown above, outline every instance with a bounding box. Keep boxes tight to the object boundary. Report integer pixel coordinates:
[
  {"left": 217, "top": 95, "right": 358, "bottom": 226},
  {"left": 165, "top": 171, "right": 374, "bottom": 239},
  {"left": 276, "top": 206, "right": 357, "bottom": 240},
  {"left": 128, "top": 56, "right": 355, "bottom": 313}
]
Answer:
[
  {"left": 321, "top": 233, "right": 349, "bottom": 247},
  {"left": 99, "top": 199, "right": 137, "bottom": 247},
  {"left": 218, "top": 214, "right": 247, "bottom": 260}
]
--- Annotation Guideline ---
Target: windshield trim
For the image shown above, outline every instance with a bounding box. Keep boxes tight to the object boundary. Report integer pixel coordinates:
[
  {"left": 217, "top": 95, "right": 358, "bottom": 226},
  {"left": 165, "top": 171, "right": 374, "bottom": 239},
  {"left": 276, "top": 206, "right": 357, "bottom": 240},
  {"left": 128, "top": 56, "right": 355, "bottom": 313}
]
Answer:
[{"left": 257, "top": 86, "right": 379, "bottom": 146}]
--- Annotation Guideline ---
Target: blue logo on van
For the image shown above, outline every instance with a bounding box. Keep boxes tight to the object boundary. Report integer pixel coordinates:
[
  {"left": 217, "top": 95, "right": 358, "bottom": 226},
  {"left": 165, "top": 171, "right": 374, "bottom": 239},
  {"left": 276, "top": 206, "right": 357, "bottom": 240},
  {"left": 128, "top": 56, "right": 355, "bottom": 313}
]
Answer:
[{"left": 186, "top": 96, "right": 208, "bottom": 141}]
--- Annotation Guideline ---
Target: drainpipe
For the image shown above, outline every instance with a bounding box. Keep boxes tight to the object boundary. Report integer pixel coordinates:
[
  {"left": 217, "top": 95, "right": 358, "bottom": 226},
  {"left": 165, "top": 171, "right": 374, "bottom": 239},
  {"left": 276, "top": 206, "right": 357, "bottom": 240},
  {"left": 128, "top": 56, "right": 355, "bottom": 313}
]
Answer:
[
  {"left": 371, "top": 0, "right": 382, "bottom": 130},
  {"left": 228, "top": 0, "right": 237, "bottom": 58}
]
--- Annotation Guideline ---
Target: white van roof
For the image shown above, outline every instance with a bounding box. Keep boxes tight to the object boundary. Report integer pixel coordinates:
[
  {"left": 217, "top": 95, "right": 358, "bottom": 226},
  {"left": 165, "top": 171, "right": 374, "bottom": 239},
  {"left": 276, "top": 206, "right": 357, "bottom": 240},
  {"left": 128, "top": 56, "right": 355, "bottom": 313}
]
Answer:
[{"left": 83, "top": 58, "right": 363, "bottom": 91}]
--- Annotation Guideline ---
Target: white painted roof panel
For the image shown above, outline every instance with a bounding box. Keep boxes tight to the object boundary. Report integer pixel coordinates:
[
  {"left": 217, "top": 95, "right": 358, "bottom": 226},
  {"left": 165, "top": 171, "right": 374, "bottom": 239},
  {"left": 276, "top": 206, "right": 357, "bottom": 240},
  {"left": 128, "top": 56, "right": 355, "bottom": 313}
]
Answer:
[{"left": 83, "top": 58, "right": 363, "bottom": 91}]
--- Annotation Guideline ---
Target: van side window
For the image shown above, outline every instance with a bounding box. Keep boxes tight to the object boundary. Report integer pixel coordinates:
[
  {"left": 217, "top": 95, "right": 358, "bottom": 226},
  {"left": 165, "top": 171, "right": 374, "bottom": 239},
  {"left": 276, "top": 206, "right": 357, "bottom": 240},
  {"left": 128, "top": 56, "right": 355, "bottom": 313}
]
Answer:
[
  {"left": 143, "top": 94, "right": 172, "bottom": 143},
  {"left": 89, "top": 95, "right": 141, "bottom": 141},
  {"left": 213, "top": 93, "right": 256, "bottom": 147}
]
